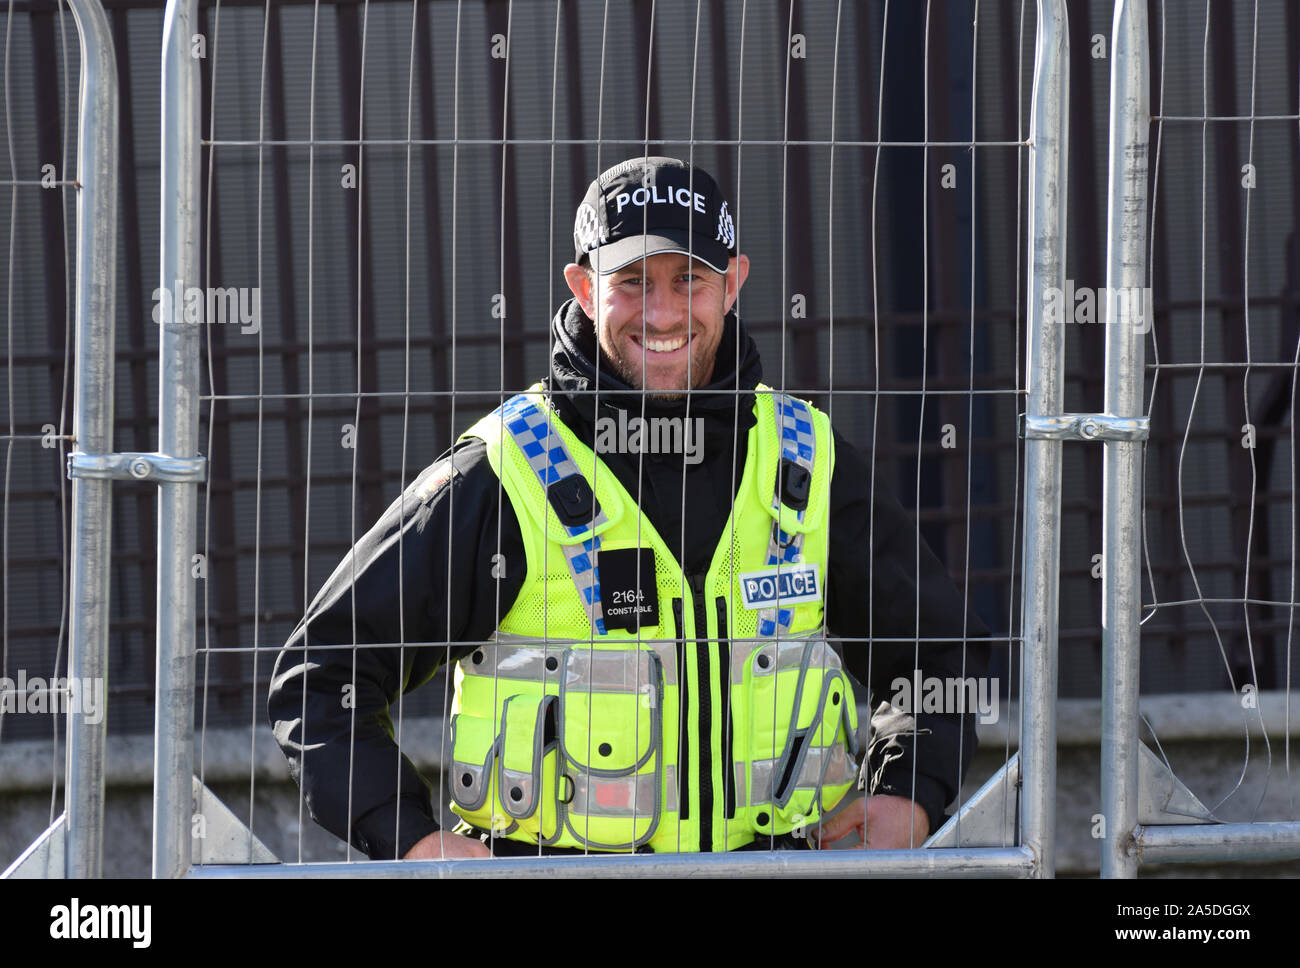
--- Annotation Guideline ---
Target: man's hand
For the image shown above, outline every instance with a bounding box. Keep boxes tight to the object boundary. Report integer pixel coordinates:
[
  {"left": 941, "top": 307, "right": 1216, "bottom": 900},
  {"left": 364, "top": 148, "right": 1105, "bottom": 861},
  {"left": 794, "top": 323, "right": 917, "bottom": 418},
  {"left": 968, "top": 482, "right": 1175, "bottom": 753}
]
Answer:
[
  {"left": 813, "top": 794, "right": 930, "bottom": 849},
  {"left": 402, "top": 831, "right": 492, "bottom": 860}
]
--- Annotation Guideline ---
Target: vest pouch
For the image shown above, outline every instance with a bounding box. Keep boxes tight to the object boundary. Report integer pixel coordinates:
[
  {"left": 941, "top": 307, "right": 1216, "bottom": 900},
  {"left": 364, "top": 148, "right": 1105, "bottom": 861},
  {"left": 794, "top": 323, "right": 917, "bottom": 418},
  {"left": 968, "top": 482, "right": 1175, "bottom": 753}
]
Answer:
[
  {"left": 496, "top": 693, "right": 565, "bottom": 844},
  {"left": 558, "top": 647, "right": 663, "bottom": 850},
  {"left": 449, "top": 707, "right": 513, "bottom": 835},
  {"left": 771, "top": 670, "right": 860, "bottom": 831},
  {"left": 746, "top": 638, "right": 857, "bottom": 835}
]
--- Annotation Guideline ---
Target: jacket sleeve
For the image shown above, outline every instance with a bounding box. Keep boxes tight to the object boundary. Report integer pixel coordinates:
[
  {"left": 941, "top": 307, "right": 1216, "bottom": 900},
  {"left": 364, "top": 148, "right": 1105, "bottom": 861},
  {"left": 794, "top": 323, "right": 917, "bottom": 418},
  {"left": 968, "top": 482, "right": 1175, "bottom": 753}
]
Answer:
[
  {"left": 266, "top": 437, "right": 527, "bottom": 860},
  {"left": 824, "top": 427, "right": 991, "bottom": 834}
]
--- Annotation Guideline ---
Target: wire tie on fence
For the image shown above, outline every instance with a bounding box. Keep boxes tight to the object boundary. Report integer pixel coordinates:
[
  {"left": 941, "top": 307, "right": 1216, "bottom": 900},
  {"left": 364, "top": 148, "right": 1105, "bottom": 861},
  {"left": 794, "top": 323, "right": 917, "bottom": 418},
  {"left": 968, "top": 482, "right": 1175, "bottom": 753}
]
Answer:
[
  {"left": 1018, "top": 414, "right": 1150, "bottom": 442},
  {"left": 67, "top": 451, "right": 209, "bottom": 484}
]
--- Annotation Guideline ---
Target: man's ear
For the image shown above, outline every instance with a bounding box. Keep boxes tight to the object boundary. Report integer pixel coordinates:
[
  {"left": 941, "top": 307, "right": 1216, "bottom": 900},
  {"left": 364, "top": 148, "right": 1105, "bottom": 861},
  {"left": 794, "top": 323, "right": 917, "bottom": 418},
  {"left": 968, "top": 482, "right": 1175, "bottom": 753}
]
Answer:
[
  {"left": 723, "top": 254, "right": 750, "bottom": 314},
  {"left": 563, "top": 263, "right": 596, "bottom": 318}
]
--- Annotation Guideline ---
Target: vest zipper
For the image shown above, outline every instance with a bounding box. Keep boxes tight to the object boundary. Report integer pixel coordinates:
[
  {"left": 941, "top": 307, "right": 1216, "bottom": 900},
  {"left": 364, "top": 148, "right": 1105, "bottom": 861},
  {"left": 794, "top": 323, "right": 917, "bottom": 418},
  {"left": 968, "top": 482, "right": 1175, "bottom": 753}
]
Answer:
[
  {"left": 714, "top": 596, "right": 736, "bottom": 820},
  {"left": 671, "top": 598, "right": 689, "bottom": 822},
  {"left": 687, "top": 572, "right": 713, "bottom": 852}
]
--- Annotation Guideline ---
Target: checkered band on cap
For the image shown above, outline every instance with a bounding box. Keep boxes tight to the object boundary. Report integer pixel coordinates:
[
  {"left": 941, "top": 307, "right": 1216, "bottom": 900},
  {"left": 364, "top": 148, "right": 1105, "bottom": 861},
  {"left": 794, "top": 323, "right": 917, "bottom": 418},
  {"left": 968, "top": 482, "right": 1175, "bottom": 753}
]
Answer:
[
  {"left": 493, "top": 393, "right": 609, "bottom": 636},
  {"left": 756, "top": 393, "right": 816, "bottom": 638}
]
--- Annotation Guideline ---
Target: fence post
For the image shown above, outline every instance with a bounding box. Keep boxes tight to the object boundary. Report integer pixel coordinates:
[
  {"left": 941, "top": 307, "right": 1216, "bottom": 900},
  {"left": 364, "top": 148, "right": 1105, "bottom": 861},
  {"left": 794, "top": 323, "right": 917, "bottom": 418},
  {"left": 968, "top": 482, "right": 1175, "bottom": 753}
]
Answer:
[
  {"left": 63, "top": 0, "right": 119, "bottom": 880},
  {"left": 1100, "top": 0, "right": 1149, "bottom": 880},
  {"left": 154, "top": 0, "right": 202, "bottom": 879},
  {"left": 1019, "top": 0, "right": 1070, "bottom": 879}
]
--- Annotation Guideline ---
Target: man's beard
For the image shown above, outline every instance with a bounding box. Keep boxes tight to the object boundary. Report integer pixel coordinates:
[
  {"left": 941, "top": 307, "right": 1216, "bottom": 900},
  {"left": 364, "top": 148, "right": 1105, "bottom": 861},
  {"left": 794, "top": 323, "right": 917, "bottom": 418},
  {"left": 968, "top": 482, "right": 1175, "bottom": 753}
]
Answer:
[{"left": 602, "top": 339, "right": 698, "bottom": 401}]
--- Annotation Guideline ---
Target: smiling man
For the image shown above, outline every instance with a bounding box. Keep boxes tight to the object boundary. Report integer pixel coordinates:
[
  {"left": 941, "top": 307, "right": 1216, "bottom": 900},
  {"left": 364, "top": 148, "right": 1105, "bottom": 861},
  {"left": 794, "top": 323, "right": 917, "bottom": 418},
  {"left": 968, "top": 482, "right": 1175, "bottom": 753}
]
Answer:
[
  {"left": 269, "top": 156, "right": 989, "bottom": 862},
  {"left": 564, "top": 157, "right": 744, "bottom": 398},
  {"left": 571, "top": 250, "right": 739, "bottom": 397}
]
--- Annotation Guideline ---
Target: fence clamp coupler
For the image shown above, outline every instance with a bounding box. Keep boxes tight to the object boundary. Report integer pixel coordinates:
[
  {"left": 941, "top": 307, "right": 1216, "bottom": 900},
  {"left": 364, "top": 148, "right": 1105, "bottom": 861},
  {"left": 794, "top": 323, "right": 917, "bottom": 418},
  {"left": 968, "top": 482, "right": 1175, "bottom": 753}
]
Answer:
[
  {"left": 67, "top": 451, "right": 208, "bottom": 484},
  {"left": 1019, "top": 414, "right": 1149, "bottom": 442}
]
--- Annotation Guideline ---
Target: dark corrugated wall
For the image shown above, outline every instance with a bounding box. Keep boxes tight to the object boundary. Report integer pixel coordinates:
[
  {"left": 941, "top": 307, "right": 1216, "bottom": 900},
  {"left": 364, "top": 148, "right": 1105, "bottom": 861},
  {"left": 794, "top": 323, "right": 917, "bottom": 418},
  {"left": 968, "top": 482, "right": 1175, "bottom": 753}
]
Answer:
[{"left": 0, "top": 0, "right": 1296, "bottom": 743}]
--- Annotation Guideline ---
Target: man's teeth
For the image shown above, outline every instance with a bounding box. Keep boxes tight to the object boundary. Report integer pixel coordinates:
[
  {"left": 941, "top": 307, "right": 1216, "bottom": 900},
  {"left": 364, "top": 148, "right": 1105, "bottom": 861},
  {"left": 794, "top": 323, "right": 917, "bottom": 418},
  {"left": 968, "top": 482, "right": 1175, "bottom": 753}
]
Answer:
[{"left": 643, "top": 336, "right": 687, "bottom": 352}]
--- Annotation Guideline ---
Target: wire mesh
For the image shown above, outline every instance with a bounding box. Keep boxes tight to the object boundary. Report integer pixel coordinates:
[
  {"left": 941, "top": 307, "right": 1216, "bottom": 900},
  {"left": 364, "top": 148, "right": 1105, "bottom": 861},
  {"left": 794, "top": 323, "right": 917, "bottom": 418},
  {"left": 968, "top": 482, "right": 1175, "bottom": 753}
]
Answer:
[
  {"left": 0, "top": 0, "right": 78, "bottom": 873},
  {"left": 1131, "top": 0, "right": 1300, "bottom": 844},
  {"left": 176, "top": 0, "right": 1035, "bottom": 872}
]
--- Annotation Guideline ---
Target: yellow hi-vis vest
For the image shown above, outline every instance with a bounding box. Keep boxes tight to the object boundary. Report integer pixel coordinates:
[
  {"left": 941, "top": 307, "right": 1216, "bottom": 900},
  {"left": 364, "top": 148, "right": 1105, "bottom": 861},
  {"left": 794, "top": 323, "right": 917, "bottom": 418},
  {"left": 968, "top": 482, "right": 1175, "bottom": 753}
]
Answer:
[{"left": 448, "top": 382, "right": 860, "bottom": 853}]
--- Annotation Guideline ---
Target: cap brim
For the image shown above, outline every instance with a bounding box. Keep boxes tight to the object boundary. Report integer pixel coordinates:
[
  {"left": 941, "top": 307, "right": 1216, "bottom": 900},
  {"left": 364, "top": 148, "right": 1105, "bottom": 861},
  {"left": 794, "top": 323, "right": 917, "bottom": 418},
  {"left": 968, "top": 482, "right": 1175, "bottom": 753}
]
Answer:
[{"left": 589, "top": 231, "right": 731, "bottom": 275}]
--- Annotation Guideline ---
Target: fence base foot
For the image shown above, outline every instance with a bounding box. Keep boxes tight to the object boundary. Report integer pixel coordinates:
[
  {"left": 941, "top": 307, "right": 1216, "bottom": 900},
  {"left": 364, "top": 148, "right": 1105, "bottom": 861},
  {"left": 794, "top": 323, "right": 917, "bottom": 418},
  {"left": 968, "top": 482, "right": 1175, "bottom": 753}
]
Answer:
[
  {"left": 192, "top": 778, "right": 278, "bottom": 865},
  {"left": 927, "top": 754, "right": 1021, "bottom": 848},
  {"left": 1138, "top": 743, "right": 1212, "bottom": 824}
]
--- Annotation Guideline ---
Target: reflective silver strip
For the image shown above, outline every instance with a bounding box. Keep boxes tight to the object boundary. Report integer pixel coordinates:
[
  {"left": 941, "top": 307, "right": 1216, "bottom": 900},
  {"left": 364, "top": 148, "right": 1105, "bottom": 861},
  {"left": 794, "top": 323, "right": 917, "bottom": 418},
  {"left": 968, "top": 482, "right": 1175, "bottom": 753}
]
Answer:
[
  {"left": 789, "top": 746, "right": 833, "bottom": 793},
  {"left": 749, "top": 638, "right": 821, "bottom": 677},
  {"left": 786, "top": 742, "right": 856, "bottom": 821},
  {"left": 751, "top": 748, "right": 846, "bottom": 806},
  {"left": 821, "top": 740, "right": 857, "bottom": 788},
  {"left": 651, "top": 641, "right": 679, "bottom": 687},
  {"left": 812, "top": 639, "right": 841, "bottom": 669},
  {"left": 731, "top": 641, "right": 760, "bottom": 685},
  {"left": 567, "top": 771, "right": 659, "bottom": 818},
  {"left": 750, "top": 758, "right": 778, "bottom": 805},
  {"left": 562, "top": 767, "right": 662, "bottom": 851},
  {"left": 481, "top": 636, "right": 679, "bottom": 687},
  {"left": 745, "top": 751, "right": 855, "bottom": 811},
  {"left": 499, "top": 766, "right": 538, "bottom": 820},
  {"left": 564, "top": 647, "right": 658, "bottom": 692},
  {"left": 466, "top": 642, "right": 569, "bottom": 682},
  {"left": 450, "top": 748, "right": 495, "bottom": 813},
  {"left": 663, "top": 764, "right": 679, "bottom": 815},
  {"left": 732, "top": 633, "right": 828, "bottom": 684}
]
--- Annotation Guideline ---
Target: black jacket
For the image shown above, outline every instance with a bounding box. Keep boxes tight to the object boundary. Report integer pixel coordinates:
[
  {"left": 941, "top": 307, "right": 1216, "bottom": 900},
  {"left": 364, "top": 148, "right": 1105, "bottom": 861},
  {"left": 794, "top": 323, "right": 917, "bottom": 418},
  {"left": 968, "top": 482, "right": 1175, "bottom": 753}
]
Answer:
[{"left": 268, "top": 299, "right": 990, "bottom": 860}]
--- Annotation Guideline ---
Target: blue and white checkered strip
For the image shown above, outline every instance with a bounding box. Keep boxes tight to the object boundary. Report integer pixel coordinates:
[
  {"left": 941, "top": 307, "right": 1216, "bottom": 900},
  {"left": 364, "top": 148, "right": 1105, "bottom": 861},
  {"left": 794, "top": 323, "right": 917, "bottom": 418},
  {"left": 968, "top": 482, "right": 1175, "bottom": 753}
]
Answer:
[
  {"left": 494, "top": 393, "right": 609, "bottom": 636},
  {"left": 757, "top": 393, "right": 816, "bottom": 638}
]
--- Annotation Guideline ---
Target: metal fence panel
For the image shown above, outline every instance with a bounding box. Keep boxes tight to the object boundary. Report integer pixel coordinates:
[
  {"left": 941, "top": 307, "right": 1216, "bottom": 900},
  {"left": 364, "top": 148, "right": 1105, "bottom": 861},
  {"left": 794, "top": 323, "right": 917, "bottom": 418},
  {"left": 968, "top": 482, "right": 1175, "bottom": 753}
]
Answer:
[
  {"left": 147, "top": 0, "right": 1068, "bottom": 879},
  {"left": 1102, "top": 0, "right": 1300, "bottom": 876},
  {"left": 1, "top": 0, "right": 119, "bottom": 880}
]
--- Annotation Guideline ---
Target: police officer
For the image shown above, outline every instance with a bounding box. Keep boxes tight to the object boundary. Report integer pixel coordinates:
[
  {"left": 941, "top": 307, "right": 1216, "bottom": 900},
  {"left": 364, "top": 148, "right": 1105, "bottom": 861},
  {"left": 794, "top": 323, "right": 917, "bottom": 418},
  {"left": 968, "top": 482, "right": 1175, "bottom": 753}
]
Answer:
[{"left": 268, "top": 156, "right": 989, "bottom": 861}]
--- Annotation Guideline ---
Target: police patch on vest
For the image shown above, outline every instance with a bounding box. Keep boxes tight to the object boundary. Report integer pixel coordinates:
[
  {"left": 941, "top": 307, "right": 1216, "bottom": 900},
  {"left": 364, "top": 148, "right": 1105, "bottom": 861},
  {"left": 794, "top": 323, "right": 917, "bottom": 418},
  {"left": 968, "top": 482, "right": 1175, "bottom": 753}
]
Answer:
[
  {"left": 737, "top": 563, "right": 821, "bottom": 610},
  {"left": 598, "top": 547, "right": 660, "bottom": 631}
]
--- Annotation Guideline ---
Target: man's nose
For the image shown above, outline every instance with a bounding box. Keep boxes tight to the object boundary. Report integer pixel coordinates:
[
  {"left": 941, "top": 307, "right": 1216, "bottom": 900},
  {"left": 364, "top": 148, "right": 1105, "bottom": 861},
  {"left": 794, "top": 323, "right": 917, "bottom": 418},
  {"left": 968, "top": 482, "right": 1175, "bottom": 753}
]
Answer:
[{"left": 640, "top": 282, "right": 688, "bottom": 331}]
